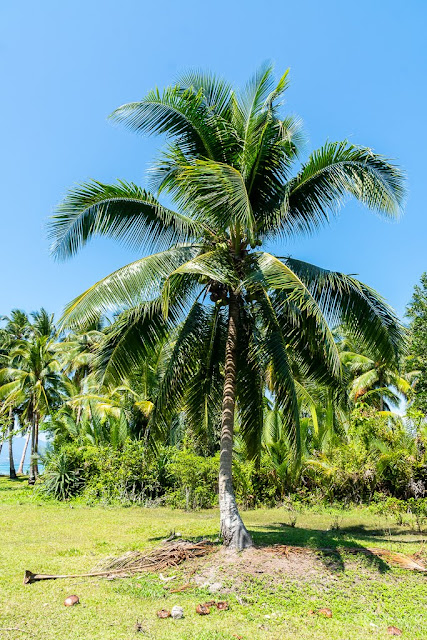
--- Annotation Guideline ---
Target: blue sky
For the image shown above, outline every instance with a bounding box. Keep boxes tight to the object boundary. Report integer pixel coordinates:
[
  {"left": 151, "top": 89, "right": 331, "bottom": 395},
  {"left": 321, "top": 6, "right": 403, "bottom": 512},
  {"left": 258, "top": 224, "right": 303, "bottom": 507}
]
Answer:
[{"left": 1, "top": 0, "right": 426, "bottom": 321}]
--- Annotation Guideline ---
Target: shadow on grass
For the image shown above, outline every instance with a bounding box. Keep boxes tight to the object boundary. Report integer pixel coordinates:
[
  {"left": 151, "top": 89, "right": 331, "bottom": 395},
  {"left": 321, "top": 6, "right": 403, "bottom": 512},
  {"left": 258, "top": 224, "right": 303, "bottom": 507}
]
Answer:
[
  {"left": 249, "top": 522, "right": 390, "bottom": 573},
  {"left": 0, "top": 475, "right": 30, "bottom": 489},
  {"left": 149, "top": 521, "right": 392, "bottom": 574},
  {"left": 338, "top": 524, "right": 425, "bottom": 540},
  {"left": 148, "top": 532, "right": 221, "bottom": 543}
]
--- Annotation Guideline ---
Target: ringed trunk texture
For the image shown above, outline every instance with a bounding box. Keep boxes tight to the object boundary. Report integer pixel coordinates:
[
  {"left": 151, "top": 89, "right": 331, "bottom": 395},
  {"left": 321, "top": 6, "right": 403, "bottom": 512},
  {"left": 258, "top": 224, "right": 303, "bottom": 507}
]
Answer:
[
  {"left": 379, "top": 375, "right": 384, "bottom": 412},
  {"left": 9, "top": 432, "right": 17, "bottom": 479},
  {"left": 18, "top": 428, "right": 31, "bottom": 475},
  {"left": 28, "top": 417, "right": 39, "bottom": 485},
  {"left": 9, "top": 412, "right": 16, "bottom": 480},
  {"left": 219, "top": 292, "right": 253, "bottom": 550}
]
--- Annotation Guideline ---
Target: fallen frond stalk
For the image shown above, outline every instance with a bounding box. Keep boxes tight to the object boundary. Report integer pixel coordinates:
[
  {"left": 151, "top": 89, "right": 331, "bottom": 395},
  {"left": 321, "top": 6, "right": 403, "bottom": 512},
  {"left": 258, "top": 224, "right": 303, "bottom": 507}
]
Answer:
[{"left": 24, "top": 540, "right": 214, "bottom": 585}]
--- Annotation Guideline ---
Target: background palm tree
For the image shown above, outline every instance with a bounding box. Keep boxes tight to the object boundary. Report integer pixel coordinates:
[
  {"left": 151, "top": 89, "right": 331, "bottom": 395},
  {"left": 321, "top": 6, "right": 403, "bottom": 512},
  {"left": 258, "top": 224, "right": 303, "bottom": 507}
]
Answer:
[
  {"left": 49, "top": 65, "right": 406, "bottom": 548},
  {"left": 0, "top": 310, "right": 32, "bottom": 478},
  {"left": 0, "top": 312, "right": 64, "bottom": 483},
  {"left": 337, "top": 334, "right": 410, "bottom": 411}
]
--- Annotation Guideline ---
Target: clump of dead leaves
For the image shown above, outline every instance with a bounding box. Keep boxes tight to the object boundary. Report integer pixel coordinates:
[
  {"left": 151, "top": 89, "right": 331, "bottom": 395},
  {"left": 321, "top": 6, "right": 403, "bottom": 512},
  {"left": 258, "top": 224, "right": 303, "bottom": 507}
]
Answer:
[{"left": 308, "top": 607, "right": 332, "bottom": 618}]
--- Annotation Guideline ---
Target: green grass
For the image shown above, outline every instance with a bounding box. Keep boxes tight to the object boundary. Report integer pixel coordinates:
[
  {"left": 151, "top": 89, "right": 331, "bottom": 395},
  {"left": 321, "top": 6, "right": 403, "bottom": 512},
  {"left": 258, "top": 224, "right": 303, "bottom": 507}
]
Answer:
[{"left": 0, "top": 476, "right": 426, "bottom": 639}]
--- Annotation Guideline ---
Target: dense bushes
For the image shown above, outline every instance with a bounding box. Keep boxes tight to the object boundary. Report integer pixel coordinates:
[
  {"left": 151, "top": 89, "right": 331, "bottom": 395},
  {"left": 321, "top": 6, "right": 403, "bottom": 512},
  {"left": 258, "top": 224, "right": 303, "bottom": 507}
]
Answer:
[
  {"left": 39, "top": 398, "right": 427, "bottom": 508},
  {"left": 38, "top": 442, "right": 217, "bottom": 506},
  {"left": 39, "top": 423, "right": 426, "bottom": 508},
  {"left": 370, "top": 495, "right": 427, "bottom": 531},
  {"left": 40, "top": 450, "right": 83, "bottom": 501},
  {"left": 40, "top": 441, "right": 167, "bottom": 504},
  {"left": 40, "top": 443, "right": 265, "bottom": 508},
  {"left": 165, "top": 450, "right": 219, "bottom": 509}
]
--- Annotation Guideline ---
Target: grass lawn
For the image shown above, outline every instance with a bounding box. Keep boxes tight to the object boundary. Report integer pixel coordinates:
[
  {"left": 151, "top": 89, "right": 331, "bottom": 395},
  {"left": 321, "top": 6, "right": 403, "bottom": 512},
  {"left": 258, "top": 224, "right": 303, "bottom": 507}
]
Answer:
[{"left": 0, "top": 476, "right": 426, "bottom": 639}]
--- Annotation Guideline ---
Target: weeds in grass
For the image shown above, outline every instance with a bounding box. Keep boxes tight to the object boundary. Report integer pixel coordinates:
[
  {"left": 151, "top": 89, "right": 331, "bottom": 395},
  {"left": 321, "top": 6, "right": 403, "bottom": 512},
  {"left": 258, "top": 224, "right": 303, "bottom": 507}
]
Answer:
[
  {"left": 285, "top": 514, "right": 298, "bottom": 528},
  {"left": 329, "top": 515, "right": 343, "bottom": 531},
  {"left": 1, "top": 477, "right": 426, "bottom": 639}
]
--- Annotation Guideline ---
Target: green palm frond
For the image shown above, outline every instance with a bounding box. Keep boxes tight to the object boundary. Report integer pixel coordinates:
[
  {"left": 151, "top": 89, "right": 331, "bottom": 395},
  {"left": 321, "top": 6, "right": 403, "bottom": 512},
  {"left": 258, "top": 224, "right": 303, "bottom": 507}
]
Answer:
[
  {"left": 150, "top": 302, "right": 208, "bottom": 436},
  {"left": 184, "top": 305, "right": 226, "bottom": 452},
  {"left": 110, "top": 84, "right": 234, "bottom": 160},
  {"left": 263, "top": 404, "right": 283, "bottom": 444},
  {"left": 351, "top": 369, "right": 380, "bottom": 399},
  {"left": 169, "top": 160, "right": 257, "bottom": 244},
  {"left": 95, "top": 303, "right": 169, "bottom": 384},
  {"left": 293, "top": 379, "right": 320, "bottom": 436},
  {"left": 283, "top": 257, "right": 406, "bottom": 366},
  {"left": 263, "top": 69, "right": 291, "bottom": 109},
  {"left": 235, "top": 306, "right": 264, "bottom": 460},
  {"left": 168, "top": 247, "right": 238, "bottom": 287},
  {"left": 60, "top": 245, "right": 199, "bottom": 329},
  {"left": 49, "top": 180, "right": 206, "bottom": 259},
  {"left": 0, "top": 378, "right": 23, "bottom": 401},
  {"left": 242, "top": 115, "right": 303, "bottom": 218},
  {"left": 174, "top": 69, "right": 233, "bottom": 115},
  {"left": 234, "top": 64, "right": 278, "bottom": 174},
  {"left": 160, "top": 246, "right": 238, "bottom": 318},
  {"left": 390, "top": 373, "right": 411, "bottom": 396},
  {"left": 233, "top": 62, "right": 276, "bottom": 132},
  {"left": 265, "top": 142, "right": 405, "bottom": 239},
  {"left": 257, "top": 292, "right": 300, "bottom": 453},
  {"left": 356, "top": 386, "right": 401, "bottom": 409},
  {"left": 340, "top": 351, "right": 374, "bottom": 372},
  {"left": 245, "top": 252, "right": 341, "bottom": 379}
]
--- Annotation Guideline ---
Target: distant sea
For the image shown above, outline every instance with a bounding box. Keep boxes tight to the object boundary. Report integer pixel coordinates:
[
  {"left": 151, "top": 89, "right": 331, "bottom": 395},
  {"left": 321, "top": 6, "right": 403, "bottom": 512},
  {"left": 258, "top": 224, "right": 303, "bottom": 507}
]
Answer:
[{"left": 0, "top": 436, "right": 47, "bottom": 475}]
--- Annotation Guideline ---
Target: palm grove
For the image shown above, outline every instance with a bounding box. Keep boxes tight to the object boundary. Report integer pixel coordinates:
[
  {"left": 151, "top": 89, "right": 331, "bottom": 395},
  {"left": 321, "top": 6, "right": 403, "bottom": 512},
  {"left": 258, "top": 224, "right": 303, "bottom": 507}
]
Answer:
[{"left": 1, "top": 67, "right": 425, "bottom": 549}]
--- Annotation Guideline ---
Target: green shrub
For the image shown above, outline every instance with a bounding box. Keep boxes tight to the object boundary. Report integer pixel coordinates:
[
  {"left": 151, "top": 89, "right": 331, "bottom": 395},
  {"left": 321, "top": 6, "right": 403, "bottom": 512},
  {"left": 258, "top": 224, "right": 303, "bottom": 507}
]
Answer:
[
  {"left": 38, "top": 421, "right": 425, "bottom": 510},
  {"left": 407, "top": 497, "right": 427, "bottom": 532},
  {"left": 165, "top": 450, "right": 219, "bottom": 509},
  {"left": 376, "top": 450, "right": 414, "bottom": 496},
  {"left": 81, "top": 440, "right": 168, "bottom": 505},
  {"left": 39, "top": 449, "right": 84, "bottom": 500},
  {"left": 370, "top": 495, "right": 427, "bottom": 530}
]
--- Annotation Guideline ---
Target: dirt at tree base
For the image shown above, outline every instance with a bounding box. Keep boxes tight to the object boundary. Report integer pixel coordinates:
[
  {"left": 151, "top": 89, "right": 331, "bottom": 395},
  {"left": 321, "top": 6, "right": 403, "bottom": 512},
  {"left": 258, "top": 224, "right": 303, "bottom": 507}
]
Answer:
[
  {"left": 24, "top": 539, "right": 426, "bottom": 588},
  {"left": 184, "top": 545, "right": 426, "bottom": 594}
]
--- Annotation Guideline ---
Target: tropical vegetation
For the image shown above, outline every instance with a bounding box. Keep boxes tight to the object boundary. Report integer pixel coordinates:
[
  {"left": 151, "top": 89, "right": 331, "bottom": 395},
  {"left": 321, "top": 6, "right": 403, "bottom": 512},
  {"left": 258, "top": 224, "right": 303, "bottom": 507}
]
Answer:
[
  {"left": 1, "top": 67, "right": 426, "bottom": 552},
  {"left": 2, "top": 476, "right": 426, "bottom": 640}
]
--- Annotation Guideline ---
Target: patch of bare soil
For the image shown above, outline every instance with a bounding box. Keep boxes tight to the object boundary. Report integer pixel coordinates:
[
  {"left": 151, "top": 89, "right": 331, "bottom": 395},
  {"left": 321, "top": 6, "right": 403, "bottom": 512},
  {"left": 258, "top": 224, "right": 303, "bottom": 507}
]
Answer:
[
  {"left": 179, "top": 544, "right": 425, "bottom": 594},
  {"left": 189, "top": 546, "right": 329, "bottom": 594}
]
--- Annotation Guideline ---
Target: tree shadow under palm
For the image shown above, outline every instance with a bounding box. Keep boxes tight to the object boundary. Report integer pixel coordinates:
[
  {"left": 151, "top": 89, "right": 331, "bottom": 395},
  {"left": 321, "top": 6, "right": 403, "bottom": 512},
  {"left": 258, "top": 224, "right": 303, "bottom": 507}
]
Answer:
[{"left": 249, "top": 522, "right": 391, "bottom": 573}]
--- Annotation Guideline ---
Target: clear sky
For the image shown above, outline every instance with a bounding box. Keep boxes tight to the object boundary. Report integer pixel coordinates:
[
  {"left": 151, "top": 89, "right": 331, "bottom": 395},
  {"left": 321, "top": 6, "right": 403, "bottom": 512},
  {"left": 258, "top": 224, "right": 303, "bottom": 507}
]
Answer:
[{"left": 1, "top": 0, "right": 426, "bottom": 321}]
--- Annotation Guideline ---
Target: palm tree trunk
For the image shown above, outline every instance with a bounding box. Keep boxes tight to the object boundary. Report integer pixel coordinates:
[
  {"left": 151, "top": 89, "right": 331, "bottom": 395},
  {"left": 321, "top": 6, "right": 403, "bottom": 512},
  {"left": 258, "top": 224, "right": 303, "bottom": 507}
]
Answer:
[
  {"left": 18, "top": 427, "right": 31, "bottom": 475},
  {"left": 219, "top": 292, "right": 253, "bottom": 550},
  {"left": 28, "top": 414, "right": 39, "bottom": 485},
  {"left": 379, "top": 374, "right": 384, "bottom": 412},
  {"left": 8, "top": 411, "right": 17, "bottom": 480}
]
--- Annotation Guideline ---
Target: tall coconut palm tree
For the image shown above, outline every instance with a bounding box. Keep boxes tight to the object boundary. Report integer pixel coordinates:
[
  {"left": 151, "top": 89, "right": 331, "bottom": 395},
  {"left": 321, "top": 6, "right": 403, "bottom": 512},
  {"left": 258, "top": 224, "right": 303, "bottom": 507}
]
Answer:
[
  {"left": 49, "top": 65, "right": 406, "bottom": 548},
  {"left": 0, "top": 332, "right": 64, "bottom": 483},
  {"left": 0, "top": 310, "right": 32, "bottom": 478},
  {"left": 1, "top": 310, "right": 31, "bottom": 342},
  {"left": 337, "top": 334, "right": 411, "bottom": 410}
]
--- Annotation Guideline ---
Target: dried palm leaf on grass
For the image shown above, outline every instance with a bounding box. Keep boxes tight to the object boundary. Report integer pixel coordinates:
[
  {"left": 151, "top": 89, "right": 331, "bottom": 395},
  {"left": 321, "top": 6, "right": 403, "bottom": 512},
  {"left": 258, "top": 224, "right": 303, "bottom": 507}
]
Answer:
[
  {"left": 24, "top": 540, "right": 425, "bottom": 585},
  {"left": 24, "top": 540, "right": 214, "bottom": 584}
]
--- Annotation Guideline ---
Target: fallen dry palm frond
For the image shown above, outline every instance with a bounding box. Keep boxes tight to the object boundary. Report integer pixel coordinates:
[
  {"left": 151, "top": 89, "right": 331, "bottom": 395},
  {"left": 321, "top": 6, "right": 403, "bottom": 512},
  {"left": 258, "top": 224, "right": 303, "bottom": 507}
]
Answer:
[
  {"left": 24, "top": 540, "right": 214, "bottom": 585},
  {"left": 269, "top": 545, "right": 427, "bottom": 571},
  {"left": 23, "top": 539, "right": 426, "bottom": 586}
]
